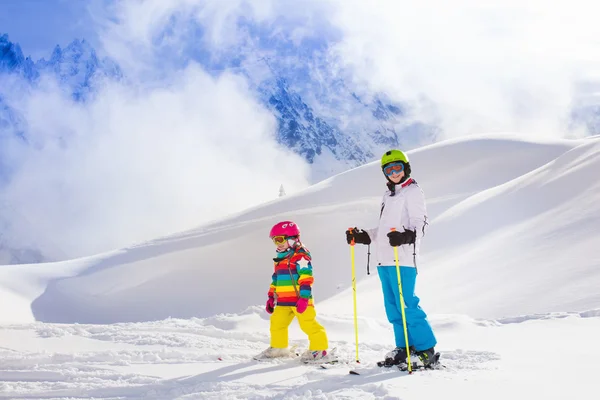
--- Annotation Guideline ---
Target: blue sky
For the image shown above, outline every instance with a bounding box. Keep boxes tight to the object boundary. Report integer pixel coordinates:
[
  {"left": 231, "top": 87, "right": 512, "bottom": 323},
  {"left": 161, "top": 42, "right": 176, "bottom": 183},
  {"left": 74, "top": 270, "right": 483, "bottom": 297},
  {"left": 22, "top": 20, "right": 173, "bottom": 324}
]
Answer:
[{"left": 0, "top": 0, "right": 98, "bottom": 59}]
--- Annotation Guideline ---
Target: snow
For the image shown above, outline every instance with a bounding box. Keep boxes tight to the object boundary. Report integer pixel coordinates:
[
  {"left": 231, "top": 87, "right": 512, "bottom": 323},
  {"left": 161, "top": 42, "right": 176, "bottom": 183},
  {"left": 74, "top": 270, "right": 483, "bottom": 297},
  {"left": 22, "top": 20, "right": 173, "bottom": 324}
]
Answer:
[{"left": 1, "top": 133, "right": 599, "bottom": 399}]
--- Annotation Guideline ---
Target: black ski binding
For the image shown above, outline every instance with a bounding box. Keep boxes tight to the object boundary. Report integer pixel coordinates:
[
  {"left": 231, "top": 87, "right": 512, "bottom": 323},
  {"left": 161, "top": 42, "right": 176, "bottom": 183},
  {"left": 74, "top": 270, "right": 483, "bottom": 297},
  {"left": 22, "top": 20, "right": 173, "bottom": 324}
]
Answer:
[{"left": 377, "top": 352, "right": 442, "bottom": 371}]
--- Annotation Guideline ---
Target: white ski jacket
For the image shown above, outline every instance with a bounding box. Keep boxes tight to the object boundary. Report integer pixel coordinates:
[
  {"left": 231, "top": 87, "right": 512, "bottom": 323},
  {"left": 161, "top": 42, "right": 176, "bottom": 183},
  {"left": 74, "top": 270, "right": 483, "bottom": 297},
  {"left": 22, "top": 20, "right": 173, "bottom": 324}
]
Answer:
[{"left": 366, "top": 178, "right": 428, "bottom": 268}]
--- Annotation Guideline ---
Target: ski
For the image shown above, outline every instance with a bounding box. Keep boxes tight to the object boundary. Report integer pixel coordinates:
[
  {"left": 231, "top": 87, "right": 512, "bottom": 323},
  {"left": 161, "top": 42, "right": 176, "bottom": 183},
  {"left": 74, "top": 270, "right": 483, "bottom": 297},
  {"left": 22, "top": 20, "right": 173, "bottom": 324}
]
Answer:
[
  {"left": 252, "top": 346, "right": 340, "bottom": 367},
  {"left": 349, "top": 352, "right": 443, "bottom": 375},
  {"left": 302, "top": 347, "right": 340, "bottom": 368},
  {"left": 252, "top": 344, "right": 300, "bottom": 362},
  {"left": 317, "top": 359, "right": 341, "bottom": 369}
]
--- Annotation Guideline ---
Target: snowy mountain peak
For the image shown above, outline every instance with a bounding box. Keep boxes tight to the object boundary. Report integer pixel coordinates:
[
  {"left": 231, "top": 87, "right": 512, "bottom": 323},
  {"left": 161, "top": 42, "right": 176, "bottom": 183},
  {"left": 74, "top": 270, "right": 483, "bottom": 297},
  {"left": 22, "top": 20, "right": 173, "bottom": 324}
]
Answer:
[
  {"left": 1, "top": 34, "right": 122, "bottom": 100},
  {"left": 0, "top": 34, "right": 24, "bottom": 70},
  {"left": 36, "top": 38, "right": 121, "bottom": 101},
  {"left": 267, "top": 77, "right": 368, "bottom": 164},
  {"left": 47, "top": 38, "right": 97, "bottom": 65},
  {"left": 0, "top": 34, "right": 38, "bottom": 80}
]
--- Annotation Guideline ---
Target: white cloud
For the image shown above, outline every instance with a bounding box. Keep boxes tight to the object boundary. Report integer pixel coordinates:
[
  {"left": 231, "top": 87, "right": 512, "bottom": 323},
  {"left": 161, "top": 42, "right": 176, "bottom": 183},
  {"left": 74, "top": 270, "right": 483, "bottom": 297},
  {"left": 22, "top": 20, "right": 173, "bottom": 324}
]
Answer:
[
  {"left": 95, "top": 0, "right": 270, "bottom": 73},
  {"left": 324, "top": 0, "right": 600, "bottom": 138},
  {"left": 95, "top": 0, "right": 336, "bottom": 71},
  {"left": 102, "top": 0, "right": 600, "bottom": 140},
  {"left": 5, "top": 0, "right": 600, "bottom": 260},
  {"left": 1, "top": 57, "right": 308, "bottom": 260},
  {"left": 0, "top": 0, "right": 319, "bottom": 260}
]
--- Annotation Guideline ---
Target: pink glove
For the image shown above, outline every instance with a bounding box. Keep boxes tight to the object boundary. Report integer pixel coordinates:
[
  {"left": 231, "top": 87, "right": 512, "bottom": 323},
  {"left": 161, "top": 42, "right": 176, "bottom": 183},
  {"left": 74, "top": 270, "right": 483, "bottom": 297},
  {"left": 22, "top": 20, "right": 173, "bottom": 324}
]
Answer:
[
  {"left": 266, "top": 297, "right": 275, "bottom": 314},
  {"left": 296, "top": 298, "right": 309, "bottom": 314}
]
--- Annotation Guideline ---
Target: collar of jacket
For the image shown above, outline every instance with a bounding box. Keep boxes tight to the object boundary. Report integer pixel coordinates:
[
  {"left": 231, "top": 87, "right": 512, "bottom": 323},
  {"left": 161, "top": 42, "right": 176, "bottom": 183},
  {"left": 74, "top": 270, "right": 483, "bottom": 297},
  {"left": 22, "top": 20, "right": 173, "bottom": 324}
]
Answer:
[
  {"left": 394, "top": 177, "right": 415, "bottom": 189},
  {"left": 273, "top": 248, "right": 294, "bottom": 261}
]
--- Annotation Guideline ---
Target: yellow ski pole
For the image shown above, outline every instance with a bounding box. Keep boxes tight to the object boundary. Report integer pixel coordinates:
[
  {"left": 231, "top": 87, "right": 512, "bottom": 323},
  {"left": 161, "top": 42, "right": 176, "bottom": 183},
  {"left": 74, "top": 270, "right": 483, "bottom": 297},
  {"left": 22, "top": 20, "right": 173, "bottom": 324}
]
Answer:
[
  {"left": 391, "top": 228, "right": 412, "bottom": 374},
  {"left": 349, "top": 228, "right": 360, "bottom": 364}
]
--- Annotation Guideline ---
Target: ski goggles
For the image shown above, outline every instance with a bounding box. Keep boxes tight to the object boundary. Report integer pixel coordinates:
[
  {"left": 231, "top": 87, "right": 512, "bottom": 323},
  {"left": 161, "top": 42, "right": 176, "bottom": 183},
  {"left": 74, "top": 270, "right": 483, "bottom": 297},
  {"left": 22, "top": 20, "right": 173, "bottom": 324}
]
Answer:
[
  {"left": 272, "top": 235, "right": 288, "bottom": 245},
  {"left": 383, "top": 162, "right": 404, "bottom": 176}
]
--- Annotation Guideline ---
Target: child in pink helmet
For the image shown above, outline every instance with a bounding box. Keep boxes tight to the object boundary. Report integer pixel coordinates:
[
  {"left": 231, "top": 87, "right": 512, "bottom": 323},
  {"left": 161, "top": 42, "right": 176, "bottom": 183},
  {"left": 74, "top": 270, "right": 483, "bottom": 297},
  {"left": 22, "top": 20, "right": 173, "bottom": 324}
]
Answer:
[{"left": 254, "top": 220, "right": 330, "bottom": 362}]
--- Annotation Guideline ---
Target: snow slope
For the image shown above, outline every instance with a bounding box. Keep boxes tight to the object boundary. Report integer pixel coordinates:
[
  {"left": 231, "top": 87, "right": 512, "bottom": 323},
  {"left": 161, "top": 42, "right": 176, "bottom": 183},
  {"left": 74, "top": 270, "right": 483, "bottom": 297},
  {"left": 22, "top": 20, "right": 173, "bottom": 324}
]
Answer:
[
  {"left": 1, "top": 133, "right": 599, "bottom": 399},
  {"left": 9, "top": 134, "right": 597, "bottom": 324}
]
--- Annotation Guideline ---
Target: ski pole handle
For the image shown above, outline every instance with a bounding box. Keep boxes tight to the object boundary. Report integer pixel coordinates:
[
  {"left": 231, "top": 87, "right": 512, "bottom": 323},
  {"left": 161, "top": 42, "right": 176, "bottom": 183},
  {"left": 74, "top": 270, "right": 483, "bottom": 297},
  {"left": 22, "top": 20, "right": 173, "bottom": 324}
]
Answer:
[{"left": 347, "top": 227, "right": 356, "bottom": 246}]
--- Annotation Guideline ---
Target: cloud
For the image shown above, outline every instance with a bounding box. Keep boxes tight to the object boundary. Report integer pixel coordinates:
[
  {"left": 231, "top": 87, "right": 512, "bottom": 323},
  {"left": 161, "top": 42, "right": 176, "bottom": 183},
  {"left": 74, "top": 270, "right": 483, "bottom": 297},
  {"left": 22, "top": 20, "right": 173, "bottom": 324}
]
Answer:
[
  {"left": 323, "top": 0, "right": 600, "bottom": 138},
  {"left": 1, "top": 34, "right": 309, "bottom": 260},
  {"left": 98, "top": 0, "right": 600, "bottom": 141},
  {"left": 5, "top": 0, "right": 600, "bottom": 260},
  {"left": 94, "top": 0, "right": 335, "bottom": 73}
]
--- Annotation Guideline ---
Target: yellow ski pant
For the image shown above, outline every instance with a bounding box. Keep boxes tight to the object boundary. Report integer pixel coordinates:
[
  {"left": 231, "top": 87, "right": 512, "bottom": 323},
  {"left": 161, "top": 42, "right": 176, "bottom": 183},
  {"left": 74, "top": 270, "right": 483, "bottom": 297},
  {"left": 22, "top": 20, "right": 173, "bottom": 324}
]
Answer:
[{"left": 270, "top": 305, "right": 329, "bottom": 350}]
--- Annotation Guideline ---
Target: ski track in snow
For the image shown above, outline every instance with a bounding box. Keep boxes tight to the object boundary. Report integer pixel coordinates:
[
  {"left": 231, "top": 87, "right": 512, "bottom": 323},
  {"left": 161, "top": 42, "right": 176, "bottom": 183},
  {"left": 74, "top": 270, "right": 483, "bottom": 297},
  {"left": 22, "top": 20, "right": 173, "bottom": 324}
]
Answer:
[
  {"left": 0, "top": 316, "right": 505, "bottom": 399},
  {"left": 4, "top": 309, "right": 597, "bottom": 399}
]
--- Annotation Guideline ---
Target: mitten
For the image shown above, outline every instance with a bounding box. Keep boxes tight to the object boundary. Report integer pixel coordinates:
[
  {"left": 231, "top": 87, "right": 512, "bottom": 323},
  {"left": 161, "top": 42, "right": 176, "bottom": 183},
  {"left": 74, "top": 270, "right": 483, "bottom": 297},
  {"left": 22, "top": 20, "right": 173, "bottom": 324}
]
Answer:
[
  {"left": 296, "top": 298, "right": 309, "bottom": 314},
  {"left": 346, "top": 228, "right": 371, "bottom": 245},
  {"left": 266, "top": 297, "right": 275, "bottom": 314},
  {"left": 387, "top": 229, "right": 416, "bottom": 247}
]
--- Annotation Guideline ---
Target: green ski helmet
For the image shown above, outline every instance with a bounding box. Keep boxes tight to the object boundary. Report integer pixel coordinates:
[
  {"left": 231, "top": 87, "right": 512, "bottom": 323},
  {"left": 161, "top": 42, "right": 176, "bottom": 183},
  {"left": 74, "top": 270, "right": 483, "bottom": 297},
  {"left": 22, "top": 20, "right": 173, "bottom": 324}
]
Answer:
[
  {"left": 381, "top": 149, "right": 412, "bottom": 183},
  {"left": 381, "top": 149, "right": 409, "bottom": 167}
]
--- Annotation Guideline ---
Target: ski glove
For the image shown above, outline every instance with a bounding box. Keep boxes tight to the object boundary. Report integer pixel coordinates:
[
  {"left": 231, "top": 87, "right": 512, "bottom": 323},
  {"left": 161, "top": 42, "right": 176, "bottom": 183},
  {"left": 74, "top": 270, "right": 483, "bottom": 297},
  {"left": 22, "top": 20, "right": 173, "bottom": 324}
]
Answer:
[
  {"left": 266, "top": 297, "right": 275, "bottom": 314},
  {"left": 346, "top": 228, "right": 371, "bottom": 245},
  {"left": 387, "top": 229, "right": 416, "bottom": 247},
  {"left": 296, "top": 298, "right": 309, "bottom": 314}
]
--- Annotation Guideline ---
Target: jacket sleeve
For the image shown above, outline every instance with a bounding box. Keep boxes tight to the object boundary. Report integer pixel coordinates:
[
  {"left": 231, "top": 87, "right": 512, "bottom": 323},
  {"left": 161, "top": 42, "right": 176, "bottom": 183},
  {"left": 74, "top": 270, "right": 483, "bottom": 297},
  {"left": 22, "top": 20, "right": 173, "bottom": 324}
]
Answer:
[
  {"left": 405, "top": 185, "right": 428, "bottom": 239},
  {"left": 267, "top": 271, "right": 276, "bottom": 299},
  {"left": 364, "top": 227, "right": 377, "bottom": 243},
  {"left": 296, "top": 253, "right": 314, "bottom": 299}
]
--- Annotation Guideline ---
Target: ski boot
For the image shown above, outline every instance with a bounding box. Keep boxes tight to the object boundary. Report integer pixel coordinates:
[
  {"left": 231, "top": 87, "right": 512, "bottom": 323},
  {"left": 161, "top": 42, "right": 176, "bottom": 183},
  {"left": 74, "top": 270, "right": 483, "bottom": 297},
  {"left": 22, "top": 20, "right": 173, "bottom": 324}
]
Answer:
[
  {"left": 414, "top": 347, "right": 440, "bottom": 369},
  {"left": 378, "top": 346, "right": 415, "bottom": 367},
  {"left": 400, "top": 347, "right": 445, "bottom": 370},
  {"left": 253, "top": 346, "right": 298, "bottom": 361},
  {"left": 300, "top": 349, "right": 328, "bottom": 363}
]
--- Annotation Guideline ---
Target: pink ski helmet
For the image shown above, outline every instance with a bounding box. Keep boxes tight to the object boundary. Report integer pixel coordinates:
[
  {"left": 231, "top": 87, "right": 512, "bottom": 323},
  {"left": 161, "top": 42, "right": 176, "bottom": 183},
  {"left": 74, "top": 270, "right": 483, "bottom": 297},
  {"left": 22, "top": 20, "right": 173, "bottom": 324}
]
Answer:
[{"left": 269, "top": 221, "right": 300, "bottom": 238}]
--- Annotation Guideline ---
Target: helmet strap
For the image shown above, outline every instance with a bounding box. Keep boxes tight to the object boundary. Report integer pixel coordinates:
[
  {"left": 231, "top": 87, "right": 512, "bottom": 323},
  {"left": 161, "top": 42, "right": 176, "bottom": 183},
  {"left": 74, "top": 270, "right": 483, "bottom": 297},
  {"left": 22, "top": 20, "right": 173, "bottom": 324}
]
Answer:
[{"left": 288, "top": 237, "right": 301, "bottom": 248}]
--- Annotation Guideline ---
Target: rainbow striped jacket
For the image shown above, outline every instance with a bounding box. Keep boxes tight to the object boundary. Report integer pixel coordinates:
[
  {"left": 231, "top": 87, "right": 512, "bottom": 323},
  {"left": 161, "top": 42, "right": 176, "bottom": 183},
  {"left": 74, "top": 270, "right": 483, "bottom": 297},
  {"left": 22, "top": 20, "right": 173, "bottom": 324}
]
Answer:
[{"left": 267, "top": 246, "right": 314, "bottom": 307}]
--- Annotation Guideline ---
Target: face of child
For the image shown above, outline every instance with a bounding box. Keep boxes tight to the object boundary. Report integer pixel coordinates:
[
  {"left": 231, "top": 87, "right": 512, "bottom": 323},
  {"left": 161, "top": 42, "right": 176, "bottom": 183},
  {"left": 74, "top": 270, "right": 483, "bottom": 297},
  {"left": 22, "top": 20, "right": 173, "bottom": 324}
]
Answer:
[
  {"left": 272, "top": 236, "right": 291, "bottom": 252},
  {"left": 388, "top": 170, "right": 405, "bottom": 184},
  {"left": 276, "top": 241, "right": 290, "bottom": 252},
  {"left": 383, "top": 162, "right": 405, "bottom": 184}
]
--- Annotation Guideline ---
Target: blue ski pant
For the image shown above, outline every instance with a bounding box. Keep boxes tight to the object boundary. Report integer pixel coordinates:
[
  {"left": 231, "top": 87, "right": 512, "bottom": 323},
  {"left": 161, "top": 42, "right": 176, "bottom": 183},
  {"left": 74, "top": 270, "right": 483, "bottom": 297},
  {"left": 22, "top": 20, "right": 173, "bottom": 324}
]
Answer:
[{"left": 377, "top": 265, "right": 437, "bottom": 351}]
